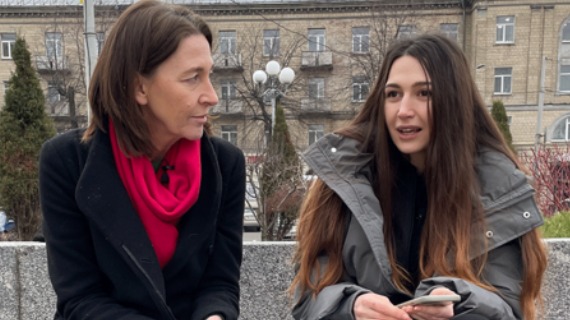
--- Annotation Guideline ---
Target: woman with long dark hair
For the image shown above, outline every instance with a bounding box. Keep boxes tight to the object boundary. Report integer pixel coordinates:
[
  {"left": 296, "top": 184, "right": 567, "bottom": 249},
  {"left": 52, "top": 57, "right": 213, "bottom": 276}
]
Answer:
[{"left": 290, "top": 34, "right": 547, "bottom": 320}]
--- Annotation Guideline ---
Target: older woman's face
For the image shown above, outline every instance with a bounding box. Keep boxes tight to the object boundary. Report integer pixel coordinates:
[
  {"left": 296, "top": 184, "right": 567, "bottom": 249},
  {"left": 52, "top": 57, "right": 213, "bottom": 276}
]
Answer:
[
  {"left": 384, "top": 55, "right": 432, "bottom": 172},
  {"left": 135, "top": 34, "right": 218, "bottom": 152}
]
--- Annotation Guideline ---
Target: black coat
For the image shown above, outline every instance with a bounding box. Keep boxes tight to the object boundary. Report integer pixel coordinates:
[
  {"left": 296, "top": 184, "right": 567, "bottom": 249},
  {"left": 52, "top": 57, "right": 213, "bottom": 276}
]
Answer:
[{"left": 39, "top": 128, "right": 245, "bottom": 320}]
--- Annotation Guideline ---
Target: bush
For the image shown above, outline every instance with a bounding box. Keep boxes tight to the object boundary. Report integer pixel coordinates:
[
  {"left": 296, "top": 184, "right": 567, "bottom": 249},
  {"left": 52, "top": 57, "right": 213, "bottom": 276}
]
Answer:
[{"left": 541, "top": 211, "right": 570, "bottom": 238}]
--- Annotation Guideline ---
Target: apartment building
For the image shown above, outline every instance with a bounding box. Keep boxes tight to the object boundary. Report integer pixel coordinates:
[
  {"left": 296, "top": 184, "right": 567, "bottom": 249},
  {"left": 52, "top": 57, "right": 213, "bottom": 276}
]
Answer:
[{"left": 1, "top": 0, "right": 570, "bottom": 153}]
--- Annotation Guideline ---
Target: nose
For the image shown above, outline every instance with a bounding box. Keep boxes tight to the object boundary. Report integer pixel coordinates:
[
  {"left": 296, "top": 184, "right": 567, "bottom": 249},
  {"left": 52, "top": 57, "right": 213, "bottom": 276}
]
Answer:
[
  {"left": 397, "top": 94, "right": 414, "bottom": 118},
  {"left": 200, "top": 79, "right": 219, "bottom": 107}
]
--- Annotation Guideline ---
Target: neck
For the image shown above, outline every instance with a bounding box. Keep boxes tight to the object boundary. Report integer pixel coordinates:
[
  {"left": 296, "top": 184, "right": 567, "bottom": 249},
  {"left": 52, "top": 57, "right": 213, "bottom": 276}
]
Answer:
[
  {"left": 151, "top": 138, "right": 178, "bottom": 163},
  {"left": 409, "top": 154, "right": 425, "bottom": 173}
]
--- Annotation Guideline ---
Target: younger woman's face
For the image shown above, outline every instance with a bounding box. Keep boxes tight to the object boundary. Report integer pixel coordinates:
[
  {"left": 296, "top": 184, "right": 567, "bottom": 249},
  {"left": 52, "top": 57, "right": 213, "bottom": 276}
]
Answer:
[{"left": 384, "top": 55, "right": 432, "bottom": 172}]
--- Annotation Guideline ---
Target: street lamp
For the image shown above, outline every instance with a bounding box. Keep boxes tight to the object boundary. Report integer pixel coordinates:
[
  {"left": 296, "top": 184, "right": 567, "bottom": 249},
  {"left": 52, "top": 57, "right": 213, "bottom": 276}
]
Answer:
[{"left": 252, "top": 60, "right": 295, "bottom": 137}]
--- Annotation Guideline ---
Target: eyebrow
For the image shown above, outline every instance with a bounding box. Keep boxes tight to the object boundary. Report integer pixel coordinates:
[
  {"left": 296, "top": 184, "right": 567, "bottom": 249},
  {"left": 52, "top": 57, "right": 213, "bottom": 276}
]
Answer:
[
  {"left": 180, "top": 65, "right": 214, "bottom": 76},
  {"left": 384, "top": 81, "right": 432, "bottom": 89}
]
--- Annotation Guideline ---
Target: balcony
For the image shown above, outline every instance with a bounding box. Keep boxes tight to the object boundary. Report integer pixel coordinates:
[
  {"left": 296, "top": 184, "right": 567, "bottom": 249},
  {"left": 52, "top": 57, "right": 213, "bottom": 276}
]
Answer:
[
  {"left": 36, "top": 55, "right": 69, "bottom": 73},
  {"left": 300, "top": 97, "right": 331, "bottom": 112},
  {"left": 213, "top": 53, "right": 243, "bottom": 72},
  {"left": 211, "top": 99, "right": 243, "bottom": 115},
  {"left": 300, "top": 51, "right": 333, "bottom": 71}
]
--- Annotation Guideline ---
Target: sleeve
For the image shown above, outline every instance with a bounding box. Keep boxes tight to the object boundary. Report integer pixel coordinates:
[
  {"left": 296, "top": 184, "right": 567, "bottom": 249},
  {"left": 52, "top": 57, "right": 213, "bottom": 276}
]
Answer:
[
  {"left": 190, "top": 145, "right": 245, "bottom": 320},
  {"left": 414, "top": 240, "right": 523, "bottom": 319},
  {"left": 291, "top": 256, "right": 371, "bottom": 320},
  {"left": 40, "top": 139, "right": 154, "bottom": 320}
]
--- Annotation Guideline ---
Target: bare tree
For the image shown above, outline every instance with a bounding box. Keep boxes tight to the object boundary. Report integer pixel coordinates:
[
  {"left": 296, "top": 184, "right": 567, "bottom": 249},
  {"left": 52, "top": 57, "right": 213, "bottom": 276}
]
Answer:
[
  {"left": 35, "top": 6, "right": 119, "bottom": 131},
  {"left": 520, "top": 144, "right": 570, "bottom": 217}
]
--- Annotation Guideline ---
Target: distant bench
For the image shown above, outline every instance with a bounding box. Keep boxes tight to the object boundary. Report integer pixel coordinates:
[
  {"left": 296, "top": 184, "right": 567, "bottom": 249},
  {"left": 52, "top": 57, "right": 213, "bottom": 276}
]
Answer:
[{"left": 0, "top": 240, "right": 569, "bottom": 320}]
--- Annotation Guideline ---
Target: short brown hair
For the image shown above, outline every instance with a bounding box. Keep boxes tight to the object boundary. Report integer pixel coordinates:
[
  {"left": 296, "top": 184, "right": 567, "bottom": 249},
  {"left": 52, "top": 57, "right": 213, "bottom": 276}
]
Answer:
[{"left": 83, "top": 0, "right": 213, "bottom": 156}]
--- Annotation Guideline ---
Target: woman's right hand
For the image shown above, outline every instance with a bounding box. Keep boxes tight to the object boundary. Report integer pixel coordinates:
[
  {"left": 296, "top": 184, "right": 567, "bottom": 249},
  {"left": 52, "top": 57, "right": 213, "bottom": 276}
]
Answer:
[{"left": 354, "top": 293, "right": 412, "bottom": 320}]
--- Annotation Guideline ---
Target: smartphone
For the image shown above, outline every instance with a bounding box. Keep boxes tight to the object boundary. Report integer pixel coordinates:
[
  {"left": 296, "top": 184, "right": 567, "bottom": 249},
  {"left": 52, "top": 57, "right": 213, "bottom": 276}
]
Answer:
[{"left": 396, "top": 294, "right": 461, "bottom": 308}]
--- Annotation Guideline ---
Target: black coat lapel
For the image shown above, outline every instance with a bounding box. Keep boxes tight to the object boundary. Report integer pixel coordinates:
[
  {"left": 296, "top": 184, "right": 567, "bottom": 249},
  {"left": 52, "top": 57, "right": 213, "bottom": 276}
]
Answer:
[{"left": 75, "top": 129, "right": 165, "bottom": 294}]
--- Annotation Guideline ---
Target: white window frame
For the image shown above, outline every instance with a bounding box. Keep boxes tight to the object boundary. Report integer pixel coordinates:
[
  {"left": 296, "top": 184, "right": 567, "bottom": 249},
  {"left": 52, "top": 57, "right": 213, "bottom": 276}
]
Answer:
[
  {"left": 96, "top": 32, "right": 105, "bottom": 55},
  {"left": 219, "top": 30, "right": 237, "bottom": 55},
  {"left": 552, "top": 116, "right": 570, "bottom": 141},
  {"left": 1, "top": 33, "right": 16, "bottom": 59},
  {"left": 563, "top": 21, "right": 570, "bottom": 43},
  {"left": 220, "top": 79, "right": 237, "bottom": 101},
  {"left": 496, "top": 16, "right": 515, "bottom": 44},
  {"left": 494, "top": 67, "right": 512, "bottom": 95},
  {"left": 560, "top": 65, "right": 570, "bottom": 92},
  {"left": 263, "top": 29, "right": 280, "bottom": 57},
  {"left": 308, "top": 29, "right": 325, "bottom": 52},
  {"left": 352, "top": 27, "right": 370, "bottom": 53},
  {"left": 352, "top": 77, "right": 369, "bottom": 102},
  {"left": 47, "top": 82, "right": 62, "bottom": 105},
  {"left": 221, "top": 125, "right": 238, "bottom": 145},
  {"left": 308, "top": 124, "right": 324, "bottom": 146},
  {"left": 45, "top": 32, "right": 63, "bottom": 58},
  {"left": 397, "top": 25, "right": 416, "bottom": 40},
  {"left": 308, "top": 78, "right": 325, "bottom": 99},
  {"left": 440, "top": 23, "right": 458, "bottom": 41}
]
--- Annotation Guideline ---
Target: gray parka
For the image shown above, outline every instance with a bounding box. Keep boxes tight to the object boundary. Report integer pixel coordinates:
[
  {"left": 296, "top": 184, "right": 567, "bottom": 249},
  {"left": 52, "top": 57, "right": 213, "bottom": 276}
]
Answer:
[{"left": 292, "top": 134, "right": 543, "bottom": 320}]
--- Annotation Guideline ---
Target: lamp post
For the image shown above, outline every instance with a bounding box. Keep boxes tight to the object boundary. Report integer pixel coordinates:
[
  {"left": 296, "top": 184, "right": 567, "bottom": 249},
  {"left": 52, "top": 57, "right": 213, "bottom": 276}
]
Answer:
[
  {"left": 535, "top": 55, "right": 547, "bottom": 153},
  {"left": 252, "top": 60, "right": 295, "bottom": 138}
]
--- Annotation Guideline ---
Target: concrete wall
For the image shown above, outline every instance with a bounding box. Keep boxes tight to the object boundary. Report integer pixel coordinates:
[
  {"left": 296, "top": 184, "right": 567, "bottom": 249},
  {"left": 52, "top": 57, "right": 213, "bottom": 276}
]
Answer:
[{"left": 0, "top": 240, "right": 568, "bottom": 320}]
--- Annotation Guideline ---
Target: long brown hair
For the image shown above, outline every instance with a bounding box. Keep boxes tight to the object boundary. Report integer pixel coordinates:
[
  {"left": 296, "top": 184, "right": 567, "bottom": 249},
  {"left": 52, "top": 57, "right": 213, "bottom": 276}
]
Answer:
[
  {"left": 290, "top": 34, "right": 547, "bottom": 319},
  {"left": 83, "top": 0, "right": 212, "bottom": 157}
]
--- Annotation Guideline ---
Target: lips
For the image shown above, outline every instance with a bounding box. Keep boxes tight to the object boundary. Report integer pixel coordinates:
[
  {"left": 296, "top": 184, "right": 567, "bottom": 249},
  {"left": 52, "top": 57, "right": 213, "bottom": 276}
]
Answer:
[{"left": 397, "top": 126, "right": 421, "bottom": 134}]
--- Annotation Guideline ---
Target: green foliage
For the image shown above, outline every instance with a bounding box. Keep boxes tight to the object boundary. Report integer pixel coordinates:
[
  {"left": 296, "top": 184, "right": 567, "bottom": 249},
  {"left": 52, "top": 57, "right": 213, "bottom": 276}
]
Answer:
[
  {"left": 491, "top": 100, "right": 515, "bottom": 152},
  {"left": 541, "top": 211, "right": 570, "bottom": 238},
  {"left": 259, "top": 104, "right": 302, "bottom": 240},
  {"left": 0, "top": 37, "right": 55, "bottom": 240}
]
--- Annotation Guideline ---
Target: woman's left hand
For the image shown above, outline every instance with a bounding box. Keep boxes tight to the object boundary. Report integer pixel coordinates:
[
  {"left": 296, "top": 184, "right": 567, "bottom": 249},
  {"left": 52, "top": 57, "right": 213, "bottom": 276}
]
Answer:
[
  {"left": 206, "top": 315, "right": 223, "bottom": 320},
  {"left": 401, "top": 287, "right": 456, "bottom": 320}
]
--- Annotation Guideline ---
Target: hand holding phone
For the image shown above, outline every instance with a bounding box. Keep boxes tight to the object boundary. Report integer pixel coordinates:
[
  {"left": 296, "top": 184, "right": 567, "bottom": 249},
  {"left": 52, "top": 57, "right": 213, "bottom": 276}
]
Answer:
[{"left": 396, "top": 294, "right": 461, "bottom": 308}]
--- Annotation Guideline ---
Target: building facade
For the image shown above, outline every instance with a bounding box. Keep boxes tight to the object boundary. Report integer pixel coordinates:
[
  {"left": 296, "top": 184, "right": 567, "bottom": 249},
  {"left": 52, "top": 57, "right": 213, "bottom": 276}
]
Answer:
[{"left": 1, "top": 0, "right": 570, "bottom": 155}]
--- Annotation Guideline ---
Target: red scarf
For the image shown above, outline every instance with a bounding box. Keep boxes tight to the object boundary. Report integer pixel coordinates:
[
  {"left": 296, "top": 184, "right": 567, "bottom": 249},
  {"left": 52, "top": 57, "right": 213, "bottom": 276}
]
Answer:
[{"left": 109, "top": 122, "right": 201, "bottom": 268}]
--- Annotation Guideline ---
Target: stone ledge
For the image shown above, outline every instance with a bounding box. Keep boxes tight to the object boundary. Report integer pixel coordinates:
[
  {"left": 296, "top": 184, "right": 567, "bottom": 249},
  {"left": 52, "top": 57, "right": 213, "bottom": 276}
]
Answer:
[{"left": 0, "top": 240, "right": 568, "bottom": 320}]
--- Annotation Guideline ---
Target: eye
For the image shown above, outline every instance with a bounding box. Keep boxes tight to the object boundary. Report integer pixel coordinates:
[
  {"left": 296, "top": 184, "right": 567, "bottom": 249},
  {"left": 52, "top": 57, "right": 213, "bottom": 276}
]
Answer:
[
  {"left": 385, "top": 90, "right": 400, "bottom": 98},
  {"left": 185, "top": 74, "right": 200, "bottom": 83},
  {"left": 418, "top": 89, "right": 432, "bottom": 98}
]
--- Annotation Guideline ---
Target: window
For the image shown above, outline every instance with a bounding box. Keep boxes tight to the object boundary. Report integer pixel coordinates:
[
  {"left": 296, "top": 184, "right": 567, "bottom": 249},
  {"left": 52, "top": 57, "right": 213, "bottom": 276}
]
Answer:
[
  {"left": 263, "top": 29, "right": 280, "bottom": 57},
  {"left": 308, "top": 78, "right": 325, "bottom": 99},
  {"left": 397, "top": 25, "right": 416, "bottom": 40},
  {"left": 559, "top": 20, "right": 570, "bottom": 93},
  {"left": 1, "top": 33, "right": 16, "bottom": 59},
  {"left": 219, "top": 30, "right": 237, "bottom": 55},
  {"left": 45, "top": 32, "right": 63, "bottom": 58},
  {"left": 96, "top": 32, "right": 105, "bottom": 55},
  {"left": 560, "top": 65, "right": 570, "bottom": 92},
  {"left": 352, "top": 77, "right": 369, "bottom": 102},
  {"left": 221, "top": 125, "right": 238, "bottom": 145},
  {"left": 494, "top": 67, "right": 512, "bottom": 94},
  {"left": 552, "top": 116, "right": 570, "bottom": 141},
  {"left": 440, "top": 23, "right": 458, "bottom": 41},
  {"left": 308, "top": 124, "right": 324, "bottom": 146},
  {"left": 47, "top": 82, "right": 62, "bottom": 105},
  {"left": 563, "top": 21, "right": 570, "bottom": 43},
  {"left": 3, "top": 81, "right": 9, "bottom": 94},
  {"left": 308, "top": 29, "right": 325, "bottom": 52},
  {"left": 220, "top": 79, "right": 237, "bottom": 101},
  {"left": 496, "top": 16, "right": 515, "bottom": 43},
  {"left": 352, "top": 27, "right": 369, "bottom": 53}
]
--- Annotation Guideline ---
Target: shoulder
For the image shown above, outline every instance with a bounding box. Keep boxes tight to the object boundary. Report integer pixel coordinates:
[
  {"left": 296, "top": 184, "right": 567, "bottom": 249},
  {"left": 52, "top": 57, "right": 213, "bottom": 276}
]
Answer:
[
  {"left": 206, "top": 136, "right": 244, "bottom": 162},
  {"left": 204, "top": 136, "right": 245, "bottom": 177},
  {"left": 41, "top": 128, "right": 89, "bottom": 161},
  {"left": 475, "top": 148, "right": 529, "bottom": 201}
]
